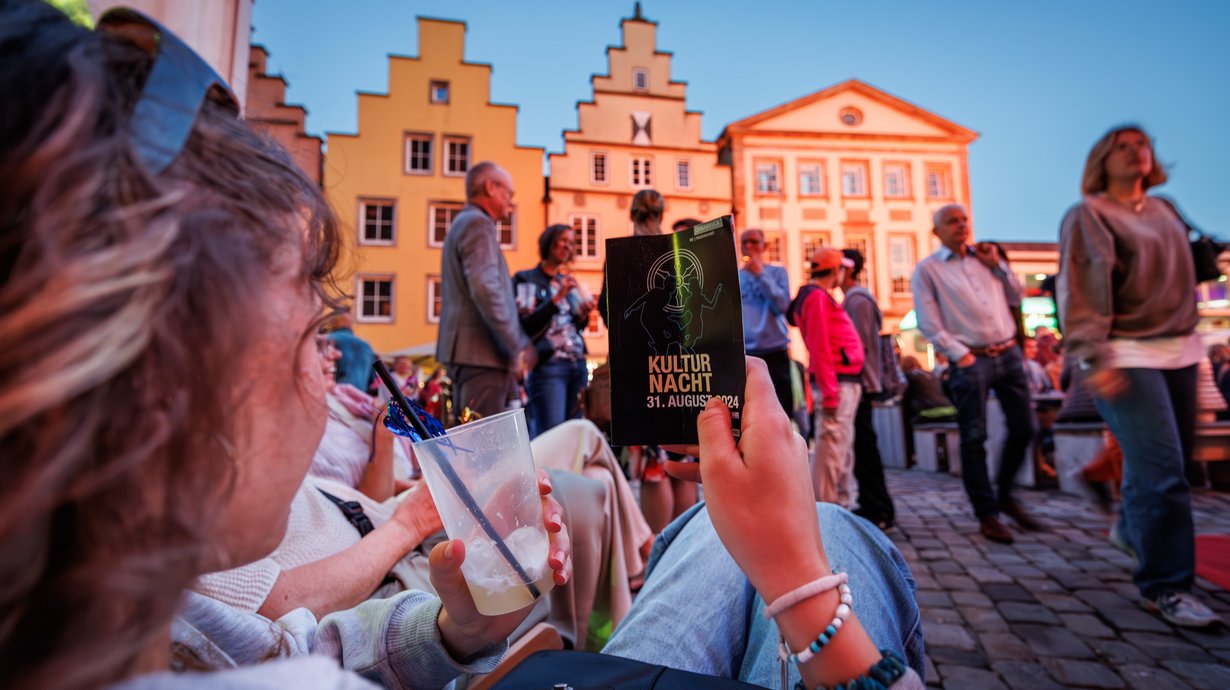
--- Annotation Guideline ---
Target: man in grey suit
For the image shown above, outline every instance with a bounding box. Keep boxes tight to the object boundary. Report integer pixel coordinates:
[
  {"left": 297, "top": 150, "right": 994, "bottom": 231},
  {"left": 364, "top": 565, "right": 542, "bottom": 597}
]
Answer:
[{"left": 436, "top": 162, "right": 535, "bottom": 418}]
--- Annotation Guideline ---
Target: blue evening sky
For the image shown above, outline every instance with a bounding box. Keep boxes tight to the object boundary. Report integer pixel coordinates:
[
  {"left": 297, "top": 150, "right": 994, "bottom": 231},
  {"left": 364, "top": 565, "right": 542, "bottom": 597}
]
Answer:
[{"left": 251, "top": 0, "right": 1229, "bottom": 243}]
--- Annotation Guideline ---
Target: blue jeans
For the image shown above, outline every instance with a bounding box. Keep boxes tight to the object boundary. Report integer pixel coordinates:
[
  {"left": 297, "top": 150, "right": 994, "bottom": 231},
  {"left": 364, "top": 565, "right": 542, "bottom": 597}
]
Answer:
[
  {"left": 603, "top": 503, "right": 924, "bottom": 687},
  {"left": 946, "top": 346, "right": 1034, "bottom": 519},
  {"left": 527, "top": 359, "right": 588, "bottom": 438},
  {"left": 1093, "top": 366, "right": 1197, "bottom": 599}
]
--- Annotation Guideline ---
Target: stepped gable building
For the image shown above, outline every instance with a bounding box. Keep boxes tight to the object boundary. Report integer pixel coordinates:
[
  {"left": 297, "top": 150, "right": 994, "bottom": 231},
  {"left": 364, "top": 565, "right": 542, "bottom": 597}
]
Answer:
[
  {"left": 325, "top": 17, "right": 545, "bottom": 355},
  {"left": 246, "top": 45, "right": 323, "bottom": 186},
  {"left": 547, "top": 4, "right": 732, "bottom": 359},
  {"left": 717, "top": 79, "right": 977, "bottom": 357}
]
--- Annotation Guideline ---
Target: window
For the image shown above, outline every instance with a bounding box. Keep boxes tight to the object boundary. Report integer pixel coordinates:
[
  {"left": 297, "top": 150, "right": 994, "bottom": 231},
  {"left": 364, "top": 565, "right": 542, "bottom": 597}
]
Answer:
[
  {"left": 631, "top": 157, "right": 653, "bottom": 187},
  {"left": 427, "top": 275, "right": 443, "bottom": 323},
  {"left": 755, "top": 161, "right": 781, "bottom": 194},
  {"left": 884, "top": 164, "right": 910, "bottom": 198},
  {"left": 764, "top": 234, "right": 784, "bottom": 264},
  {"left": 443, "top": 136, "right": 470, "bottom": 176},
  {"left": 889, "top": 236, "right": 916, "bottom": 295},
  {"left": 632, "top": 67, "right": 649, "bottom": 92},
  {"left": 590, "top": 151, "right": 609, "bottom": 184},
  {"left": 675, "top": 158, "right": 692, "bottom": 191},
  {"left": 631, "top": 111, "right": 652, "bottom": 145},
  {"left": 428, "top": 201, "right": 464, "bottom": 246},
  {"left": 584, "top": 310, "right": 603, "bottom": 337},
  {"left": 404, "top": 133, "right": 432, "bottom": 174},
  {"left": 569, "top": 214, "right": 600, "bottom": 260},
  {"left": 841, "top": 162, "right": 868, "bottom": 197},
  {"left": 926, "top": 164, "right": 952, "bottom": 199},
  {"left": 799, "top": 162, "right": 825, "bottom": 196},
  {"left": 357, "top": 277, "right": 393, "bottom": 323},
  {"left": 429, "top": 80, "right": 449, "bottom": 104},
  {"left": 359, "top": 199, "right": 395, "bottom": 245},
  {"left": 802, "top": 233, "right": 832, "bottom": 263},
  {"left": 844, "top": 235, "right": 872, "bottom": 287},
  {"left": 495, "top": 207, "right": 515, "bottom": 249}
]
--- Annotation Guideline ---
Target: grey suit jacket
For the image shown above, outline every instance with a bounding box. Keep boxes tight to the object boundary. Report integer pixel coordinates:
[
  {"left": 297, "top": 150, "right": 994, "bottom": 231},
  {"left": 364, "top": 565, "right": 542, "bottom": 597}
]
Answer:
[{"left": 435, "top": 204, "right": 529, "bottom": 369}]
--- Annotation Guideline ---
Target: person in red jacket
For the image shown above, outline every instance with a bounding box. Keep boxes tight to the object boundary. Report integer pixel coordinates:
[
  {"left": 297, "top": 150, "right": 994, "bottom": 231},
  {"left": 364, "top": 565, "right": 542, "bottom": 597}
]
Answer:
[{"left": 789, "top": 248, "right": 865, "bottom": 506}]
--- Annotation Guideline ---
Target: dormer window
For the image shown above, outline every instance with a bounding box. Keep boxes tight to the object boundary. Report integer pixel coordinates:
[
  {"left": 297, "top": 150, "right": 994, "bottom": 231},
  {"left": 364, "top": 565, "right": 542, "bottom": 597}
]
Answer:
[
  {"left": 429, "top": 80, "right": 450, "bottom": 104},
  {"left": 632, "top": 67, "right": 649, "bottom": 92}
]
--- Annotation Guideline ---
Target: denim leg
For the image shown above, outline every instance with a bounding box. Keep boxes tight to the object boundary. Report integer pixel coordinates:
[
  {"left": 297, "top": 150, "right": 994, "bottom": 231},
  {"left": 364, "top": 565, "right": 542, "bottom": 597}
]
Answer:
[
  {"left": 564, "top": 360, "right": 588, "bottom": 422},
  {"left": 527, "top": 361, "right": 569, "bottom": 438},
  {"left": 947, "top": 358, "right": 998, "bottom": 518},
  {"left": 603, "top": 503, "right": 924, "bottom": 686},
  {"left": 1093, "top": 368, "right": 1195, "bottom": 599},
  {"left": 989, "top": 348, "right": 1035, "bottom": 505}
]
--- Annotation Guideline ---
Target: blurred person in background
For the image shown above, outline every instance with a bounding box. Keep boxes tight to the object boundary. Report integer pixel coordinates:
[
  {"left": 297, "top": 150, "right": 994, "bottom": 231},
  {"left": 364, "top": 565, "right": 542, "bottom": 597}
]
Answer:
[
  {"left": 840, "top": 248, "right": 895, "bottom": 530},
  {"left": 739, "top": 227, "right": 794, "bottom": 416},
  {"left": 514, "top": 224, "right": 593, "bottom": 438}
]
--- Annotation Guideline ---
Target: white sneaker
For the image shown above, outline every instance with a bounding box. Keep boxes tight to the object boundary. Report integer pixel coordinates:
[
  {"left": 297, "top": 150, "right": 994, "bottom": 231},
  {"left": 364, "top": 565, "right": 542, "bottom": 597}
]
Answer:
[{"left": 1146, "top": 591, "right": 1222, "bottom": 628}]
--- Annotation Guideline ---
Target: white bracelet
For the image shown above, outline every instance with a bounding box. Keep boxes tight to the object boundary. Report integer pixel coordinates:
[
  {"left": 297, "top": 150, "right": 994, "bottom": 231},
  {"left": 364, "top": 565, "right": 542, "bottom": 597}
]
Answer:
[{"left": 779, "top": 580, "right": 853, "bottom": 666}]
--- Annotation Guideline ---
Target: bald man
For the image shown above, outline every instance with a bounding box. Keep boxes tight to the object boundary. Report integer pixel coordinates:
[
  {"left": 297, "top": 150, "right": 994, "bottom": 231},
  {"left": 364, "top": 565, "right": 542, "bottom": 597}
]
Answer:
[
  {"left": 911, "top": 204, "right": 1038, "bottom": 544},
  {"left": 436, "top": 162, "right": 536, "bottom": 417}
]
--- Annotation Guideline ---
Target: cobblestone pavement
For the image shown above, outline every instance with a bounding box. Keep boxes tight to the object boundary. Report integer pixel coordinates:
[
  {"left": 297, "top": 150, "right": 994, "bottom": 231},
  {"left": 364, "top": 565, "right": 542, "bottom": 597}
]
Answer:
[{"left": 885, "top": 469, "right": 1230, "bottom": 690}]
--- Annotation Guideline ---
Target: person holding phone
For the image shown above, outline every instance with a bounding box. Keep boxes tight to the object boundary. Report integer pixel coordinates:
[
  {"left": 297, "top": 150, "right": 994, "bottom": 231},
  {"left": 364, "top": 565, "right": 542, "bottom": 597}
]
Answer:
[
  {"left": 513, "top": 224, "right": 594, "bottom": 438},
  {"left": 910, "top": 205, "right": 1039, "bottom": 544}
]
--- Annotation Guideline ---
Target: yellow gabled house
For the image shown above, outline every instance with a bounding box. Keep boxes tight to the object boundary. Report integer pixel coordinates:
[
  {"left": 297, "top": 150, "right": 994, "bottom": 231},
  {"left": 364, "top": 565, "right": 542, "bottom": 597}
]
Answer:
[{"left": 326, "top": 17, "right": 545, "bottom": 355}]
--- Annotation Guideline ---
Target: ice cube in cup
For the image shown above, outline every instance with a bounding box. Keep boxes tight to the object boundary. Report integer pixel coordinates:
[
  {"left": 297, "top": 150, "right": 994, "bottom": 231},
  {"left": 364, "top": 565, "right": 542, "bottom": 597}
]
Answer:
[{"left": 412, "top": 408, "right": 555, "bottom": 615}]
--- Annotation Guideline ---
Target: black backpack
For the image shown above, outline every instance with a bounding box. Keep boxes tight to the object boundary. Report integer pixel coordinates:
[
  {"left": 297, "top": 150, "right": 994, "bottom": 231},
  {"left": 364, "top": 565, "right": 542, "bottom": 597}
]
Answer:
[{"left": 492, "top": 650, "right": 765, "bottom": 690}]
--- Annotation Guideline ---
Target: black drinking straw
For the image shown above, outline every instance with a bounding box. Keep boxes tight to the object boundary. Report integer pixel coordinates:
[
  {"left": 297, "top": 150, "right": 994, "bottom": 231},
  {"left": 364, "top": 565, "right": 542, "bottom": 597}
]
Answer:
[{"left": 372, "top": 359, "right": 541, "bottom": 598}]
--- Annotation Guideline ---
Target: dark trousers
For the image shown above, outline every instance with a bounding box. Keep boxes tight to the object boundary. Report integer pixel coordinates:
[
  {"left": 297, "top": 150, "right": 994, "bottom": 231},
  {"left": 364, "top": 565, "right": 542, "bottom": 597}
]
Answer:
[
  {"left": 947, "top": 347, "right": 1034, "bottom": 519},
  {"left": 751, "top": 348, "right": 794, "bottom": 417},
  {"left": 1094, "top": 366, "right": 1197, "bottom": 598},
  {"left": 853, "top": 389, "right": 896, "bottom": 523},
  {"left": 450, "top": 364, "right": 515, "bottom": 419}
]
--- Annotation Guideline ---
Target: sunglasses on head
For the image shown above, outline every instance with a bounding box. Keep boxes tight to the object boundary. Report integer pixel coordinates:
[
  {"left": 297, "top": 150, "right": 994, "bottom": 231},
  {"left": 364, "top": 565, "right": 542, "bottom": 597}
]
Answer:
[{"left": 97, "top": 8, "right": 241, "bottom": 174}]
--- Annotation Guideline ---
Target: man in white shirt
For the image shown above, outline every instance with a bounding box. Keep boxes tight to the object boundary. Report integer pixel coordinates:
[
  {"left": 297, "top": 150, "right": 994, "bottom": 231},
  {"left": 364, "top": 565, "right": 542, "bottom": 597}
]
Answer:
[{"left": 911, "top": 205, "right": 1040, "bottom": 544}]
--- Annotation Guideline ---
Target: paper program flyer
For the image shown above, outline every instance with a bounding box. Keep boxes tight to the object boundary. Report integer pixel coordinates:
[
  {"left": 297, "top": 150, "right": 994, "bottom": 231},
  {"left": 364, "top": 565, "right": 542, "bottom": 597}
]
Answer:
[{"left": 604, "top": 216, "right": 745, "bottom": 446}]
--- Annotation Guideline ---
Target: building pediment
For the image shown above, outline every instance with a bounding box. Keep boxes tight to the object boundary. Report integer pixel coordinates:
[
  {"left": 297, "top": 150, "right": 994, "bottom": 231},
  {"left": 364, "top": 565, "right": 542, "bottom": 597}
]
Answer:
[{"left": 723, "top": 79, "right": 977, "bottom": 143}]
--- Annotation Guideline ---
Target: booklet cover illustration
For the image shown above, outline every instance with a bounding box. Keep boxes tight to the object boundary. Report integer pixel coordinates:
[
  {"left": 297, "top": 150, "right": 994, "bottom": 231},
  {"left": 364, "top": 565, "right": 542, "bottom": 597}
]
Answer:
[{"left": 605, "top": 216, "right": 745, "bottom": 446}]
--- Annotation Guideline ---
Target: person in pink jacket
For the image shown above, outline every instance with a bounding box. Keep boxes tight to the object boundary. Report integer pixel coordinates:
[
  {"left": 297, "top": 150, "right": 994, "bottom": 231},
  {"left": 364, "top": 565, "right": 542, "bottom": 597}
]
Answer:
[{"left": 789, "top": 248, "right": 865, "bottom": 506}]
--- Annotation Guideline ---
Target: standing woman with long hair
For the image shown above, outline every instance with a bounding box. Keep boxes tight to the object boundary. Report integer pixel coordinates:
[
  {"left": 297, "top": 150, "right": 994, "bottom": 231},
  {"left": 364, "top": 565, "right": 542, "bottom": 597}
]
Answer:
[{"left": 1057, "top": 125, "right": 1220, "bottom": 628}]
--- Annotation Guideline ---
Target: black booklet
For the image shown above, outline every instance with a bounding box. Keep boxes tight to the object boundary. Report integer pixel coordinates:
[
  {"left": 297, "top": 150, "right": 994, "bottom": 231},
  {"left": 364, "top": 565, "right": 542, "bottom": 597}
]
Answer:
[{"left": 604, "top": 216, "right": 745, "bottom": 446}]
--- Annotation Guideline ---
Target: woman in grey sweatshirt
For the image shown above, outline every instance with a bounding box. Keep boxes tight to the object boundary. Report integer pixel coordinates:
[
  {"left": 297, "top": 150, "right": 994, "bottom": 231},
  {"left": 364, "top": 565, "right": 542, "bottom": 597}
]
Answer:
[{"left": 1057, "top": 125, "right": 1219, "bottom": 629}]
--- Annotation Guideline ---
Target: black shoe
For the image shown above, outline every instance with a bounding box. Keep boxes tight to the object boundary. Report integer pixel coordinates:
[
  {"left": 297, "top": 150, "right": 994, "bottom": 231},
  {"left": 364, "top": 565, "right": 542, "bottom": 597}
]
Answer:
[
  {"left": 999, "top": 499, "right": 1043, "bottom": 531},
  {"left": 980, "top": 517, "right": 1014, "bottom": 544}
]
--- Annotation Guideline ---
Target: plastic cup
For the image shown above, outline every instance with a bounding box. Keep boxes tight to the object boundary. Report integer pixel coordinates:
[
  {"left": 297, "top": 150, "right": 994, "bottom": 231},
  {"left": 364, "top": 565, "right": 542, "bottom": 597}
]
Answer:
[{"left": 412, "top": 408, "right": 554, "bottom": 615}]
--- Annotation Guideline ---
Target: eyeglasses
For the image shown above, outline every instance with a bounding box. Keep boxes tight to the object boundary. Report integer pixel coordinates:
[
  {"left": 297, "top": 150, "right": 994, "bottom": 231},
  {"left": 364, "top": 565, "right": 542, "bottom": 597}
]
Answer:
[{"left": 98, "top": 8, "right": 241, "bottom": 175}]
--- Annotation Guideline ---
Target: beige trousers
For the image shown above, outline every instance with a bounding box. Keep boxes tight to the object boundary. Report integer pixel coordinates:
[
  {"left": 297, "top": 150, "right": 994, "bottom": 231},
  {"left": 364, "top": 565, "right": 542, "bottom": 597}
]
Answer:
[{"left": 812, "top": 381, "right": 862, "bottom": 507}]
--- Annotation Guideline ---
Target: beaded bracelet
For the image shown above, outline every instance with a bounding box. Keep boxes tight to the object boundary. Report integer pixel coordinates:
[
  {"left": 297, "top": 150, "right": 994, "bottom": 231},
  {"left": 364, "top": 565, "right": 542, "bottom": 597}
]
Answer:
[
  {"left": 793, "top": 649, "right": 907, "bottom": 690},
  {"left": 780, "top": 579, "right": 853, "bottom": 665}
]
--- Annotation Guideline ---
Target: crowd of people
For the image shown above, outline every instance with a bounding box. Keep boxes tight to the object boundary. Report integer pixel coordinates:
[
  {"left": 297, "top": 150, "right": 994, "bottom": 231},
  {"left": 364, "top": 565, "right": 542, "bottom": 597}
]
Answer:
[{"left": 0, "top": 3, "right": 1222, "bottom": 690}]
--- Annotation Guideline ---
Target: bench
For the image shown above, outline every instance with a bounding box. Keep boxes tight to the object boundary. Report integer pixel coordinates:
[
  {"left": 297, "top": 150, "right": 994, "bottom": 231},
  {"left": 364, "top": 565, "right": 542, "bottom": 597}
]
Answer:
[
  {"left": 1196, "top": 421, "right": 1230, "bottom": 491},
  {"left": 913, "top": 421, "right": 960, "bottom": 473},
  {"left": 1052, "top": 421, "right": 1106, "bottom": 498}
]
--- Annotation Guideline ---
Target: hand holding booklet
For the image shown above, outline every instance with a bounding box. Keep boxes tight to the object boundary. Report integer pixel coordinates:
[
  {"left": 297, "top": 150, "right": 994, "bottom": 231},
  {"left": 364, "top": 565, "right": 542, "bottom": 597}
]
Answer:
[{"left": 603, "top": 216, "right": 745, "bottom": 446}]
